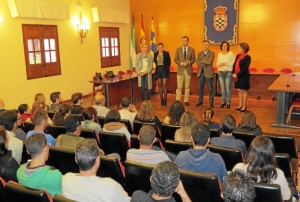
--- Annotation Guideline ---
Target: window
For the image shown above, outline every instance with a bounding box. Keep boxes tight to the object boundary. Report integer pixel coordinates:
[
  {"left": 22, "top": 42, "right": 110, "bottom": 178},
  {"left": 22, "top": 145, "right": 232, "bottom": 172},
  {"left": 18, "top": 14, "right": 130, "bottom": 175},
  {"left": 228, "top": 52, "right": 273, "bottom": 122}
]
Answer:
[
  {"left": 22, "top": 24, "right": 61, "bottom": 80},
  {"left": 99, "top": 27, "right": 121, "bottom": 68}
]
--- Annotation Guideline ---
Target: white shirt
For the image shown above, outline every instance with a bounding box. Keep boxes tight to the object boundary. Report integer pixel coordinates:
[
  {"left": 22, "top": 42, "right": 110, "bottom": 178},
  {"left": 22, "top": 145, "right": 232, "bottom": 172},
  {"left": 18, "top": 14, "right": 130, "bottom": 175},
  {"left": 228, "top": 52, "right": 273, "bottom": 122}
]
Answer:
[
  {"left": 141, "top": 58, "right": 148, "bottom": 73},
  {"left": 6, "top": 130, "right": 23, "bottom": 164},
  {"left": 216, "top": 51, "right": 235, "bottom": 72},
  {"left": 118, "top": 109, "right": 137, "bottom": 126}
]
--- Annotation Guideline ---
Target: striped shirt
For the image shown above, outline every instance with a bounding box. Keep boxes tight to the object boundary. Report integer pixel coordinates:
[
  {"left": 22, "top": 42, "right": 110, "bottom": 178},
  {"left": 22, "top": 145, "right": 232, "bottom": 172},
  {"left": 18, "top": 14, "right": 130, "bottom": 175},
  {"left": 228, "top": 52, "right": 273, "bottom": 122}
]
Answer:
[{"left": 126, "top": 149, "right": 170, "bottom": 165}]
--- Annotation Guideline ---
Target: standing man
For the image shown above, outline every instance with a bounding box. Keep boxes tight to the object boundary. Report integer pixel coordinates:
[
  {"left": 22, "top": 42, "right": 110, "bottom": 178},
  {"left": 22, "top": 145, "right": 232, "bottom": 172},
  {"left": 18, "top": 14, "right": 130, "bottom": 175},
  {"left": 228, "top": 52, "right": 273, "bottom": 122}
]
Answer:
[
  {"left": 174, "top": 36, "right": 196, "bottom": 106},
  {"left": 195, "top": 40, "right": 215, "bottom": 108},
  {"left": 136, "top": 44, "right": 153, "bottom": 101}
]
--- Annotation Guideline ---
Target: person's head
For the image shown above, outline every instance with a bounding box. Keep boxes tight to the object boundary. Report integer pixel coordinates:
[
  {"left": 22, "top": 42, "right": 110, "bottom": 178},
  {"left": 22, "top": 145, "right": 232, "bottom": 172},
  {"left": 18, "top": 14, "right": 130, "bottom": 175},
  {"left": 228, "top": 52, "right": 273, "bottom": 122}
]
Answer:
[
  {"left": 26, "top": 134, "right": 49, "bottom": 160},
  {"left": 239, "top": 42, "right": 250, "bottom": 53},
  {"left": 0, "top": 125, "right": 9, "bottom": 155},
  {"left": 239, "top": 111, "right": 258, "bottom": 129},
  {"left": 105, "top": 109, "right": 121, "bottom": 123},
  {"left": 82, "top": 107, "right": 98, "bottom": 123},
  {"left": 223, "top": 170, "right": 256, "bottom": 202},
  {"left": 50, "top": 92, "right": 61, "bottom": 104},
  {"left": 95, "top": 93, "right": 105, "bottom": 106},
  {"left": 121, "top": 97, "right": 131, "bottom": 108},
  {"left": 168, "top": 100, "right": 185, "bottom": 125},
  {"left": 32, "top": 109, "right": 48, "bottom": 128},
  {"left": 0, "top": 98, "right": 5, "bottom": 108},
  {"left": 203, "top": 40, "right": 210, "bottom": 51},
  {"left": 181, "top": 36, "right": 189, "bottom": 47},
  {"left": 220, "top": 41, "right": 230, "bottom": 52},
  {"left": 34, "top": 93, "right": 46, "bottom": 103},
  {"left": 52, "top": 104, "right": 72, "bottom": 126},
  {"left": 138, "top": 100, "right": 154, "bottom": 121},
  {"left": 191, "top": 122, "right": 210, "bottom": 147},
  {"left": 31, "top": 101, "right": 47, "bottom": 113},
  {"left": 151, "top": 161, "right": 180, "bottom": 197},
  {"left": 141, "top": 44, "right": 148, "bottom": 53},
  {"left": 138, "top": 125, "right": 156, "bottom": 146},
  {"left": 0, "top": 110, "right": 17, "bottom": 131},
  {"left": 180, "top": 111, "right": 197, "bottom": 128},
  {"left": 203, "top": 108, "right": 214, "bottom": 125},
  {"left": 246, "top": 136, "right": 277, "bottom": 183},
  {"left": 75, "top": 139, "right": 101, "bottom": 172},
  {"left": 18, "top": 104, "right": 30, "bottom": 114},
  {"left": 220, "top": 114, "right": 236, "bottom": 134},
  {"left": 157, "top": 42, "right": 164, "bottom": 52},
  {"left": 71, "top": 93, "right": 83, "bottom": 105},
  {"left": 65, "top": 115, "right": 82, "bottom": 135}
]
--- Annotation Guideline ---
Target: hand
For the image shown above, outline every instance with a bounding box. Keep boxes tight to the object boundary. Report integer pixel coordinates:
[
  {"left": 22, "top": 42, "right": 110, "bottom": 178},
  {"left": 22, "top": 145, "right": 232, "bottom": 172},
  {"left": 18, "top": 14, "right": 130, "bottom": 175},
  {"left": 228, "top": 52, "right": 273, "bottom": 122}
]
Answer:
[
  {"left": 220, "top": 63, "right": 226, "bottom": 67},
  {"left": 140, "top": 72, "right": 147, "bottom": 76},
  {"left": 232, "top": 73, "right": 237, "bottom": 78},
  {"left": 129, "top": 104, "right": 138, "bottom": 113},
  {"left": 182, "top": 61, "right": 188, "bottom": 67},
  {"left": 175, "top": 181, "right": 191, "bottom": 202}
]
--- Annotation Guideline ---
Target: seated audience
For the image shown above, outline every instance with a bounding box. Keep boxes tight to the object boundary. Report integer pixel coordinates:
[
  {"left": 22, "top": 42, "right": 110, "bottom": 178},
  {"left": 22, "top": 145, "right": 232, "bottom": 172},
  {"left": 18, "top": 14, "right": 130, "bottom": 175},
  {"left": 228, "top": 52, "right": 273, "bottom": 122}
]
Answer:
[
  {"left": 103, "top": 109, "right": 131, "bottom": 142},
  {"left": 210, "top": 114, "right": 247, "bottom": 157},
  {"left": 0, "top": 110, "right": 23, "bottom": 163},
  {"left": 62, "top": 139, "right": 130, "bottom": 202},
  {"left": 237, "top": 111, "right": 263, "bottom": 136},
  {"left": 200, "top": 108, "right": 220, "bottom": 129},
  {"left": 175, "top": 123, "right": 227, "bottom": 183},
  {"left": 0, "top": 125, "right": 19, "bottom": 182},
  {"left": 29, "top": 101, "right": 53, "bottom": 125},
  {"left": 18, "top": 103, "right": 31, "bottom": 123},
  {"left": 82, "top": 107, "right": 102, "bottom": 134},
  {"left": 52, "top": 104, "right": 72, "bottom": 126},
  {"left": 49, "top": 91, "right": 62, "bottom": 112},
  {"left": 13, "top": 109, "right": 26, "bottom": 141},
  {"left": 70, "top": 92, "right": 84, "bottom": 114},
  {"left": 17, "top": 134, "right": 63, "bottom": 196},
  {"left": 233, "top": 136, "right": 292, "bottom": 201},
  {"left": 34, "top": 93, "right": 46, "bottom": 103},
  {"left": 127, "top": 125, "right": 170, "bottom": 165},
  {"left": 222, "top": 170, "right": 256, "bottom": 202},
  {"left": 26, "top": 109, "right": 56, "bottom": 146},
  {"left": 174, "top": 111, "right": 197, "bottom": 142},
  {"left": 92, "top": 93, "right": 110, "bottom": 117},
  {"left": 131, "top": 161, "right": 191, "bottom": 202},
  {"left": 119, "top": 97, "right": 138, "bottom": 126},
  {"left": 0, "top": 98, "right": 5, "bottom": 113},
  {"left": 163, "top": 100, "right": 185, "bottom": 125}
]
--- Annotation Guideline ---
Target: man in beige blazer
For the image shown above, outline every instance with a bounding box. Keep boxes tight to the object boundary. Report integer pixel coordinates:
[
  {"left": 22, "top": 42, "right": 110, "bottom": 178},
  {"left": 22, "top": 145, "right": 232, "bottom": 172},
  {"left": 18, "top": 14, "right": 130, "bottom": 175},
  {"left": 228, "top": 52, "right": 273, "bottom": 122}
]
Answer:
[
  {"left": 174, "top": 36, "right": 196, "bottom": 106},
  {"left": 195, "top": 40, "right": 215, "bottom": 108}
]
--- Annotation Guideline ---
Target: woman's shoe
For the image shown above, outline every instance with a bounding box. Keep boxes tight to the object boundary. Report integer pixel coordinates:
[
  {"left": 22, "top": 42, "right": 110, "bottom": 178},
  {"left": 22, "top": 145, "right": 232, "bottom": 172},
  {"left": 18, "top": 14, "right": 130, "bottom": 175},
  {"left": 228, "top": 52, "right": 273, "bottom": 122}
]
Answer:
[
  {"left": 164, "top": 99, "right": 167, "bottom": 106},
  {"left": 220, "top": 103, "right": 226, "bottom": 108},
  {"left": 240, "top": 107, "right": 247, "bottom": 112},
  {"left": 226, "top": 103, "right": 230, "bottom": 109},
  {"left": 235, "top": 107, "right": 242, "bottom": 111},
  {"left": 161, "top": 99, "right": 164, "bottom": 106}
]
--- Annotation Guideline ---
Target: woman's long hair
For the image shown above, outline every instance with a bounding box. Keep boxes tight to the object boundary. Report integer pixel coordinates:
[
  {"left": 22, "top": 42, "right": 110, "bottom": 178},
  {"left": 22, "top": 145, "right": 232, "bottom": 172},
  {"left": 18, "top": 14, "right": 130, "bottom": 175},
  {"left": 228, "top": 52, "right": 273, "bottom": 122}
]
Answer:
[
  {"left": 203, "top": 108, "right": 214, "bottom": 126},
  {"left": 82, "top": 107, "right": 99, "bottom": 123},
  {"left": 0, "top": 125, "right": 8, "bottom": 156},
  {"left": 167, "top": 100, "right": 185, "bottom": 125},
  {"left": 239, "top": 111, "right": 258, "bottom": 129},
  {"left": 52, "top": 104, "right": 72, "bottom": 126},
  {"left": 176, "top": 111, "right": 197, "bottom": 142},
  {"left": 245, "top": 136, "right": 277, "bottom": 183},
  {"left": 137, "top": 100, "right": 155, "bottom": 121}
]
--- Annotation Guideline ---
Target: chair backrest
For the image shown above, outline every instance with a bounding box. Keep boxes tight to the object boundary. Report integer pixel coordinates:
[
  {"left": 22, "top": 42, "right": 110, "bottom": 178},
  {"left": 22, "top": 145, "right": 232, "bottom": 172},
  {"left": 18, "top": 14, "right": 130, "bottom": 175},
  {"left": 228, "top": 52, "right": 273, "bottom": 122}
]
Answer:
[
  {"left": 97, "top": 116, "right": 105, "bottom": 128},
  {"left": 133, "top": 120, "right": 161, "bottom": 138},
  {"left": 0, "top": 177, "right": 8, "bottom": 202},
  {"left": 275, "top": 153, "right": 292, "bottom": 179},
  {"left": 253, "top": 182, "right": 283, "bottom": 202},
  {"left": 53, "top": 195, "right": 77, "bottom": 202},
  {"left": 207, "top": 144, "right": 244, "bottom": 171},
  {"left": 24, "top": 122, "right": 35, "bottom": 133},
  {"left": 6, "top": 181, "right": 52, "bottom": 202},
  {"left": 48, "top": 112, "right": 55, "bottom": 120},
  {"left": 80, "top": 129, "right": 96, "bottom": 139},
  {"left": 46, "top": 147, "right": 79, "bottom": 174},
  {"left": 232, "top": 130, "right": 255, "bottom": 149},
  {"left": 120, "top": 119, "right": 134, "bottom": 134},
  {"left": 210, "top": 128, "right": 220, "bottom": 138},
  {"left": 263, "top": 133, "right": 298, "bottom": 159},
  {"left": 46, "top": 125, "right": 66, "bottom": 139},
  {"left": 164, "top": 139, "right": 192, "bottom": 155},
  {"left": 160, "top": 123, "right": 180, "bottom": 144},
  {"left": 99, "top": 131, "right": 130, "bottom": 162},
  {"left": 21, "top": 141, "right": 31, "bottom": 164}
]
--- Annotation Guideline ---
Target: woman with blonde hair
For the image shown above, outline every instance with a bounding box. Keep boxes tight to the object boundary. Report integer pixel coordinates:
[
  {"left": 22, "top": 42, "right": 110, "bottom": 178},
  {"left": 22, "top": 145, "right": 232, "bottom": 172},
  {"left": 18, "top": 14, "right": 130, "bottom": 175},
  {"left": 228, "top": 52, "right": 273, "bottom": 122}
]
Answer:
[
  {"left": 238, "top": 111, "right": 262, "bottom": 136},
  {"left": 174, "top": 111, "right": 198, "bottom": 142},
  {"left": 135, "top": 100, "right": 161, "bottom": 130},
  {"left": 200, "top": 108, "right": 220, "bottom": 129},
  {"left": 52, "top": 104, "right": 72, "bottom": 126}
]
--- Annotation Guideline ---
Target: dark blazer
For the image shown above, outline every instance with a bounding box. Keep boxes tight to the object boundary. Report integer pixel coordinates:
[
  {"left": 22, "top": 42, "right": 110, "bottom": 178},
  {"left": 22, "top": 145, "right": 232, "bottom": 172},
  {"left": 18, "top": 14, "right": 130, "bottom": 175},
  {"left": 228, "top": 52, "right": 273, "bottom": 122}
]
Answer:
[
  {"left": 233, "top": 54, "right": 251, "bottom": 78},
  {"left": 154, "top": 51, "right": 171, "bottom": 70},
  {"left": 174, "top": 46, "right": 196, "bottom": 76},
  {"left": 196, "top": 50, "right": 215, "bottom": 78}
]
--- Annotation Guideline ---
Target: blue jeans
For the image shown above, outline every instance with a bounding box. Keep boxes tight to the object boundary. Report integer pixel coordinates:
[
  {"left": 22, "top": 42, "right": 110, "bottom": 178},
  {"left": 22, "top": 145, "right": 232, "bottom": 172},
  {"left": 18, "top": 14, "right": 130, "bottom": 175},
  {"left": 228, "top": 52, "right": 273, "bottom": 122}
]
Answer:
[
  {"left": 141, "top": 74, "right": 150, "bottom": 101},
  {"left": 218, "top": 71, "right": 233, "bottom": 104},
  {"left": 198, "top": 73, "right": 214, "bottom": 105}
]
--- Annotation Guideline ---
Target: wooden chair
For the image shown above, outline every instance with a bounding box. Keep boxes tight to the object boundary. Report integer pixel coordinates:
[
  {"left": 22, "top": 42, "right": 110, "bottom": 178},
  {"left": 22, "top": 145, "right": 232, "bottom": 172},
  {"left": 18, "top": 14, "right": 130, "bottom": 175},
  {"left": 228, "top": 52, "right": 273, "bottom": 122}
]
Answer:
[
  {"left": 23, "top": 122, "right": 35, "bottom": 133},
  {"left": 286, "top": 100, "right": 300, "bottom": 125},
  {"left": 164, "top": 139, "right": 192, "bottom": 155},
  {"left": 120, "top": 119, "right": 134, "bottom": 134},
  {"left": 232, "top": 130, "right": 255, "bottom": 149},
  {"left": 46, "top": 125, "right": 66, "bottom": 139},
  {"left": 160, "top": 123, "right": 180, "bottom": 144},
  {"left": 21, "top": 141, "right": 31, "bottom": 164},
  {"left": 253, "top": 182, "right": 284, "bottom": 202},
  {"left": 0, "top": 177, "right": 8, "bottom": 202},
  {"left": 53, "top": 195, "right": 77, "bottom": 202}
]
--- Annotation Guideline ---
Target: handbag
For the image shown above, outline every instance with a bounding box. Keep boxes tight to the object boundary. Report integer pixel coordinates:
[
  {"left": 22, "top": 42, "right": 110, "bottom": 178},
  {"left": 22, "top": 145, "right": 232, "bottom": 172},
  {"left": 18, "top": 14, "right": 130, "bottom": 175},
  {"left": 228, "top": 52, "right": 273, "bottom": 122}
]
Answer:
[
  {"left": 95, "top": 72, "right": 103, "bottom": 80},
  {"left": 106, "top": 71, "right": 115, "bottom": 77}
]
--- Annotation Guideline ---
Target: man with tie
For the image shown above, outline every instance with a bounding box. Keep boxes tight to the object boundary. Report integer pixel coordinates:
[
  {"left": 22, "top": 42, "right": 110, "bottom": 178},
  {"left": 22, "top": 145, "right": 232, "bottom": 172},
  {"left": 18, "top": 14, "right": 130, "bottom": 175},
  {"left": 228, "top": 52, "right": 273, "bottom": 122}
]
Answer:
[
  {"left": 174, "top": 36, "right": 196, "bottom": 106},
  {"left": 195, "top": 40, "right": 215, "bottom": 108}
]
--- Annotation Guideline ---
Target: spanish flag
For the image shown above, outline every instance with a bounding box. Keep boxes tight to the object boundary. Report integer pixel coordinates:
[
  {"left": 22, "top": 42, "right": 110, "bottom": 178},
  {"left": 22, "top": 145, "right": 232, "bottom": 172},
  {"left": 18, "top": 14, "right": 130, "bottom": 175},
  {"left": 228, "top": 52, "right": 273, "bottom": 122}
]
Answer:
[{"left": 140, "top": 14, "right": 146, "bottom": 46}]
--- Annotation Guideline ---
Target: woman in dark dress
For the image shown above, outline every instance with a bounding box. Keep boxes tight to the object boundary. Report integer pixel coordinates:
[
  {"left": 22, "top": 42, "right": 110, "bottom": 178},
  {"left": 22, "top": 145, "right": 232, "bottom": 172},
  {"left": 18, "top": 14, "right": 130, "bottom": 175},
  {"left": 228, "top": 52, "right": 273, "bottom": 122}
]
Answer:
[
  {"left": 233, "top": 42, "right": 251, "bottom": 112},
  {"left": 153, "top": 42, "right": 171, "bottom": 106}
]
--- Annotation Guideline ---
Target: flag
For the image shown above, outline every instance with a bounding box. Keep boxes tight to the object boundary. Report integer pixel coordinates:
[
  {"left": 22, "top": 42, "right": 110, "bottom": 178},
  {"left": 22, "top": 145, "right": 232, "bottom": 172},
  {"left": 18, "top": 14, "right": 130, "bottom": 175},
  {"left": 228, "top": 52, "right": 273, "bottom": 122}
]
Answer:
[
  {"left": 130, "top": 17, "right": 136, "bottom": 70},
  {"left": 140, "top": 14, "right": 146, "bottom": 45},
  {"left": 150, "top": 17, "right": 156, "bottom": 68}
]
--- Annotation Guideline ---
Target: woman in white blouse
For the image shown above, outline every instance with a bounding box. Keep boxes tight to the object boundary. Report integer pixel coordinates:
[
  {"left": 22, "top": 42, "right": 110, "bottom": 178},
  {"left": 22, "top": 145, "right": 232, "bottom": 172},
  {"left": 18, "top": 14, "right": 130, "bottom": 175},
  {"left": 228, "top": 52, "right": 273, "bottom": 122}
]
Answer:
[{"left": 216, "top": 41, "right": 235, "bottom": 109}]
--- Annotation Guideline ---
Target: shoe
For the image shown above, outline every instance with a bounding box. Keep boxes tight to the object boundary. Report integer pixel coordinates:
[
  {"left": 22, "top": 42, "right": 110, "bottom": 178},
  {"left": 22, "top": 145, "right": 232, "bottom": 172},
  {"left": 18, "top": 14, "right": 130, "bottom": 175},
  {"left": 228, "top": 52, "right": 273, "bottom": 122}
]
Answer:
[
  {"left": 235, "top": 107, "right": 242, "bottom": 111},
  {"left": 161, "top": 99, "right": 164, "bottom": 106},
  {"left": 195, "top": 102, "right": 203, "bottom": 107},
  {"left": 210, "top": 104, "right": 214, "bottom": 108},
  {"left": 226, "top": 103, "right": 230, "bottom": 109},
  {"left": 240, "top": 107, "right": 247, "bottom": 112},
  {"left": 220, "top": 103, "right": 226, "bottom": 108},
  {"left": 184, "top": 102, "right": 189, "bottom": 106},
  {"left": 163, "top": 99, "right": 167, "bottom": 106}
]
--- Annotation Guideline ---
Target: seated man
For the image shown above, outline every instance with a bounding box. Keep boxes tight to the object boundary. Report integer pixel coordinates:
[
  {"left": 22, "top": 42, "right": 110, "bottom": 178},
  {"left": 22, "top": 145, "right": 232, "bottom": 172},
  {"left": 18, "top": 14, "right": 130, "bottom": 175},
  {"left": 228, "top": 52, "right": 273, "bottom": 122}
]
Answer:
[
  {"left": 17, "top": 134, "right": 63, "bottom": 196},
  {"left": 131, "top": 161, "right": 191, "bottom": 202},
  {"left": 92, "top": 93, "right": 110, "bottom": 117},
  {"left": 26, "top": 109, "right": 56, "bottom": 146},
  {"left": 127, "top": 125, "right": 170, "bottom": 165},
  {"left": 175, "top": 123, "right": 227, "bottom": 183},
  {"left": 70, "top": 92, "right": 84, "bottom": 114},
  {"left": 222, "top": 170, "right": 256, "bottom": 202},
  {"left": 49, "top": 91, "right": 62, "bottom": 112},
  {"left": 119, "top": 97, "right": 138, "bottom": 126},
  {"left": 210, "top": 114, "right": 247, "bottom": 157},
  {"left": 0, "top": 110, "right": 23, "bottom": 163},
  {"left": 62, "top": 139, "right": 130, "bottom": 202}
]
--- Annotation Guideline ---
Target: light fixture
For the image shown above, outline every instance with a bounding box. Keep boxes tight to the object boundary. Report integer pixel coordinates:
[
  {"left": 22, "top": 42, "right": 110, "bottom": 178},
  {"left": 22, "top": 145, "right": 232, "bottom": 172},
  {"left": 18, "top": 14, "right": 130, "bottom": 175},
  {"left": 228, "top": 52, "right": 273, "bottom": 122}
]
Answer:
[{"left": 77, "top": 13, "right": 90, "bottom": 43}]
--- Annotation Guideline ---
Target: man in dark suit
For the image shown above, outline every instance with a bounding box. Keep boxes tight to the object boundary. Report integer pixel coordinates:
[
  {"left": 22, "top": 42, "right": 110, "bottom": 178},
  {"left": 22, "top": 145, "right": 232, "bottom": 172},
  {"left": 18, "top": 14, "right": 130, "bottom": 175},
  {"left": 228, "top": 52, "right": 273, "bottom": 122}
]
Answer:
[
  {"left": 195, "top": 40, "right": 215, "bottom": 108},
  {"left": 174, "top": 36, "right": 196, "bottom": 106}
]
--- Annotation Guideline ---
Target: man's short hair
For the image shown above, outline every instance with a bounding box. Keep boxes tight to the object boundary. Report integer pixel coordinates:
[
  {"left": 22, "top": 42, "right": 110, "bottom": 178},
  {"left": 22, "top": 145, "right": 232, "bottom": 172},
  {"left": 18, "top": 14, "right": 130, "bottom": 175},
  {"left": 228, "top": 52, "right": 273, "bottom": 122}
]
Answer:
[
  {"left": 121, "top": 97, "right": 131, "bottom": 108},
  {"left": 32, "top": 109, "right": 48, "bottom": 125},
  {"left": 220, "top": 114, "right": 236, "bottom": 134},
  {"left": 223, "top": 170, "right": 256, "bottom": 202},
  {"left": 0, "top": 110, "right": 17, "bottom": 131},
  {"left": 71, "top": 93, "right": 83, "bottom": 104},
  {"left": 182, "top": 36, "right": 189, "bottom": 41},
  {"left": 191, "top": 123, "right": 210, "bottom": 146},
  {"left": 95, "top": 93, "right": 105, "bottom": 105},
  {"left": 65, "top": 115, "right": 81, "bottom": 133},
  {"left": 75, "top": 139, "right": 100, "bottom": 171},
  {"left": 151, "top": 161, "right": 180, "bottom": 197},
  {"left": 26, "top": 134, "right": 48, "bottom": 158},
  {"left": 50, "top": 92, "right": 60, "bottom": 103},
  {"left": 18, "top": 104, "right": 29, "bottom": 114},
  {"left": 139, "top": 125, "right": 156, "bottom": 146}
]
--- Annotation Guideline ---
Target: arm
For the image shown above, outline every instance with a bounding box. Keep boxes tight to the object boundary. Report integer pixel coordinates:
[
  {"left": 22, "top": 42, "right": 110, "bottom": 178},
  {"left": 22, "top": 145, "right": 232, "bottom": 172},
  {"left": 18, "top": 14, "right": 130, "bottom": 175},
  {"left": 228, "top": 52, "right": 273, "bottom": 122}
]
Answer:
[
  {"left": 175, "top": 181, "right": 192, "bottom": 202},
  {"left": 153, "top": 52, "right": 157, "bottom": 66},
  {"left": 135, "top": 54, "right": 140, "bottom": 75},
  {"left": 200, "top": 51, "right": 215, "bottom": 65},
  {"left": 236, "top": 55, "right": 251, "bottom": 78},
  {"left": 165, "top": 51, "right": 171, "bottom": 67},
  {"left": 216, "top": 53, "right": 221, "bottom": 67},
  {"left": 196, "top": 52, "right": 204, "bottom": 67},
  {"left": 228, "top": 52, "right": 235, "bottom": 67},
  {"left": 174, "top": 49, "right": 181, "bottom": 66},
  {"left": 189, "top": 48, "right": 196, "bottom": 65}
]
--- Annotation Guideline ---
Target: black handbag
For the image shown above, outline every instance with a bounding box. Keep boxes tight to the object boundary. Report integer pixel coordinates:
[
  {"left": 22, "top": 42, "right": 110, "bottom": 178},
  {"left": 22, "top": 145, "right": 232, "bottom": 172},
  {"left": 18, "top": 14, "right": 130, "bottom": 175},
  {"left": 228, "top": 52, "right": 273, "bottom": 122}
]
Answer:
[
  {"left": 106, "top": 71, "right": 115, "bottom": 77},
  {"left": 95, "top": 72, "right": 103, "bottom": 80}
]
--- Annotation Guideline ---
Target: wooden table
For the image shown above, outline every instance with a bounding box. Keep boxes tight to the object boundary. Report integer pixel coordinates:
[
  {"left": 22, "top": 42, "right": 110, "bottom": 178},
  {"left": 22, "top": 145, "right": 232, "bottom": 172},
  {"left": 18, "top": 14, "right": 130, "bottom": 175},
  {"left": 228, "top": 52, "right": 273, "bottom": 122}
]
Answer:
[{"left": 268, "top": 73, "right": 300, "bottom": 128}]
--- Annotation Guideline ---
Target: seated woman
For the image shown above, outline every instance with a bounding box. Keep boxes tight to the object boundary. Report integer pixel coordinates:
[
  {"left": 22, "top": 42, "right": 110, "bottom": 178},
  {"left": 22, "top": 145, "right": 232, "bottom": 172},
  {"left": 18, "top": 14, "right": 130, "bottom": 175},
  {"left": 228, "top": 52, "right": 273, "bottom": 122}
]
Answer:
[
  {"left": 18, "top": 104, "right": 31, "bottom": 123},
  {"left": 163, "top": 100, "right": 185, "bottom": 125},
  {"left": 233, "top": 136, "right": 293, "bottom": 201},
  {"left": 103, "top": 109, "right": 131, "bottom": 142},
  {"left": 174, "top": 111, "right": 197, "bottom": 142},
  {"left": 237, "top": 111, "right": 262, "bottom": 136},
  {"left": 52, "top": 104, "right": 72, "bottom": 126},
  {"left": 0, "top": 125, "right": 20, "bottom": 182},
  {"left": 29, "top": 102, "right": 53, "bottom": 125},
  {"left": 81, "top": 107, "right": 102, "bottom": 135},
  {"left": 200, "top": 108, "right": 220, "bottom": 129}
]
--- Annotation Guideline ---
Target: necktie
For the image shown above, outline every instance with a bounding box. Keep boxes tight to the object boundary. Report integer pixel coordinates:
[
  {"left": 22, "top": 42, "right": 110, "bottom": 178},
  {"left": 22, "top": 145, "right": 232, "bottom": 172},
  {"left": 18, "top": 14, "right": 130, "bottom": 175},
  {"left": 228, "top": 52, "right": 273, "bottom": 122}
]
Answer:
[{"left": 183, "top": 47, "right": 187, "bottom": 59}]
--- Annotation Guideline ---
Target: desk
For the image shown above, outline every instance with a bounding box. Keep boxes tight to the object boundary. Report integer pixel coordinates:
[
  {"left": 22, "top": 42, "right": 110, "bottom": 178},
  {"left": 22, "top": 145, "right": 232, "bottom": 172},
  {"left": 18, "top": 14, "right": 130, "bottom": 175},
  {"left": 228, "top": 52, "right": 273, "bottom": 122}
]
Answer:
[
  {"left": 89, "top": 73, "right": 139, "bottom": 107},
  {"left": 268, "top": 73, "right": 300, "bottom": 128}
]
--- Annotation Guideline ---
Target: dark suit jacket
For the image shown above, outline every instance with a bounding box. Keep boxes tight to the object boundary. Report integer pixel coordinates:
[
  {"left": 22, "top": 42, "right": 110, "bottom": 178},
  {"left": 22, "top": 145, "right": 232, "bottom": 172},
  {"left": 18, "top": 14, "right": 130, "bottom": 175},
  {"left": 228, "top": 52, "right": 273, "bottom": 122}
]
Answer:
[
  {"left": 233, "top": 54, "right": 251, "bottom": 78},
  {"left": 154, "top": 51, "right": 171, "bottom": 71},
  {"left": 174, "top": 46, "right": 196, "bottom": 76},
  {"left": 196, "top": 50, "right": 215, "bottom": 78}
]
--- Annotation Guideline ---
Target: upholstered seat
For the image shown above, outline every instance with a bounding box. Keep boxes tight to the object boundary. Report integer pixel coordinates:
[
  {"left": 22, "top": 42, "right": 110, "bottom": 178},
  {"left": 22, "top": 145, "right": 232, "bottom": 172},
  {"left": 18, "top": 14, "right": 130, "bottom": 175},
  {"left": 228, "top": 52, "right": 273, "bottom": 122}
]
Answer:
[
  {"left": 120, "top": 119, "right": 134, "bottom": 134},
  {"left": 253, "top": 182, "right": 284, "bottom": 202},
  {"left": 46, "top": 125, "right": 65, "bottom": 139},
  {"left": 232, "top": 130, "right": 255, "bottom": 149},
  {"left": 164, "top": 139, "right": 192, "bottom": 155},
  {"left": 160, "top": 123, "right": 180, "bottom": 144}
]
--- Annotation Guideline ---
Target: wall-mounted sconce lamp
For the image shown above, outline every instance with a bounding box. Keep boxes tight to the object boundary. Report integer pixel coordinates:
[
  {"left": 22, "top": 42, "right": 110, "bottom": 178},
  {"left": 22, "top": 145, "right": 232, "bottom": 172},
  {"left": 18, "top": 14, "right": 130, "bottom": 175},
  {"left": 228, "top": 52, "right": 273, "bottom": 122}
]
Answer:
[{"left": 77, "top": 13, "right": 90, "bottom": 43}]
